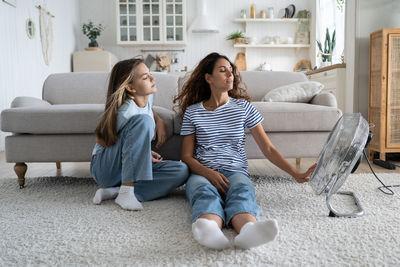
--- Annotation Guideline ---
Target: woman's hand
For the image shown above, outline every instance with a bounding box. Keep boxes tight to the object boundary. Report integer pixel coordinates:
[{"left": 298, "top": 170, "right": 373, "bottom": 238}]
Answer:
[
  {"left": 154, "top": 118, "right": 167, "bottom": 148},
  {"left": 151, "top": 151, "right": 163, "bottom": 163},
  {"left": 292, "top": 163, "right": 317, "bottom": 183},
  {"left": 206, "top": 170, "right": 230, "bottom": 195}
]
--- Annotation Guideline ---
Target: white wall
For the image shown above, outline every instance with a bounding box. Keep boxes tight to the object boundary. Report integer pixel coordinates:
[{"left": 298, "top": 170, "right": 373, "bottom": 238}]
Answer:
[
  {"left": 78, "top": 0, "right": 313, "bottom": 72},
  {"left": 356, "top": 0, "right": 400, "bottom": 118},
  {"left": 0, "top": 0, "right": 80, "bottom": 151}
]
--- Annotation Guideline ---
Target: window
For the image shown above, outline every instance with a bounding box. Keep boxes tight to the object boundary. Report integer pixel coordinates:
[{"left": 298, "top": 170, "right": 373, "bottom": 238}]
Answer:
[{"left": 316, "top": 0, "right": 345, "bottom": 64}]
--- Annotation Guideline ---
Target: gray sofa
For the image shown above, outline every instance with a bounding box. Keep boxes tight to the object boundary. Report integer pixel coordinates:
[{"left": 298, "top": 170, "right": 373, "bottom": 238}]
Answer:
[{"left": 1, "top": 71, "right": 342, "bottom": 187}]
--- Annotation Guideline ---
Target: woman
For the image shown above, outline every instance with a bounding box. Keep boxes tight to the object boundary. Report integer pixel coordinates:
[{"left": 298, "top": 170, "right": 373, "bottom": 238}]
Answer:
[
  {"left": 174, "top": 53, "right": 316, "bottom": 249},
  {"left": 90, "top": 57, "right": 189, "bottom": 210}
]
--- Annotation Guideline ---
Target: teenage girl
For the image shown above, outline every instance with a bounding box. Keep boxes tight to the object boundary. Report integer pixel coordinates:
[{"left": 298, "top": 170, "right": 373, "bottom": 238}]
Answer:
[{"left": 91, "top": 58, "right": 189, "bottom": 210}]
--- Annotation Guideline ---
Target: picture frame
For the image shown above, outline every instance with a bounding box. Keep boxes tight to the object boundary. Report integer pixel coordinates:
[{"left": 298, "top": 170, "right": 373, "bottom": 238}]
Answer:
[{"left": 2, "top": 0, "right": 17, "bottom": 7}]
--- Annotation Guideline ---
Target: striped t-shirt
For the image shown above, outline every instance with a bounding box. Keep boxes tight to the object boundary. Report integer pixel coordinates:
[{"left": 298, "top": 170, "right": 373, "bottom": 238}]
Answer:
[{"left": 180, "top": 97, "right": 263, "bottom": 175}]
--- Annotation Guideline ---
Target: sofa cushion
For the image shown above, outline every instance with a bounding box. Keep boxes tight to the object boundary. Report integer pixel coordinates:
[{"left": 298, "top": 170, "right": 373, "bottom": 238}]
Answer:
[
  {"left": 251, "top": 102, "right": 342, "bottom": 132},
  {"left": 1, "top": 104, "right": 104, "bottom": 134},
  {"left": 240, "top": 71, "right": 308, "bottom": 101},
  {"left": 152, "top": 106, "right": 175, "bottom": 138},
  {"left": 43, "top": 72, "right": 109, "bottom": 104},
  {"left": 261, "top": 81, "right": 324, "bottom": 103},
  {"left": 152, "top": 72, "right": 182, "bottom": 110}
]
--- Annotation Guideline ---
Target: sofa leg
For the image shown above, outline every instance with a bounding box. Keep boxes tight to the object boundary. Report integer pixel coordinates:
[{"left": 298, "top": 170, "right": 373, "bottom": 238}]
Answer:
[
  {"left": 14, "top": 162, "right": 27, "bottom": 189},
  {"left": 296, "top": 158, "right": 301, "bottom": 167},
  {"left": 56, "top": 162, "right": 61, "bottom": 169}
]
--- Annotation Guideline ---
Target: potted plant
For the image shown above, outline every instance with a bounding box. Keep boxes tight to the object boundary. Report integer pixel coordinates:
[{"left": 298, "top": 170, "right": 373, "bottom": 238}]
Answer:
[
  {"left": 82, "top": 21, "right": 105, "bottom": 48},
  {"left": 226, "top": 30, "right": 245, "bottom": 44},
  {"left": 317, "top": 28, "right": 336, "bottom": 67}
]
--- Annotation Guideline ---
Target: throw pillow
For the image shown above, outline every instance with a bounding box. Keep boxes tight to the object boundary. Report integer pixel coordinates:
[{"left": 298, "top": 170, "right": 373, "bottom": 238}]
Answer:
[{"left": 261, "top": 81, "right": 324, "bottom": 103}]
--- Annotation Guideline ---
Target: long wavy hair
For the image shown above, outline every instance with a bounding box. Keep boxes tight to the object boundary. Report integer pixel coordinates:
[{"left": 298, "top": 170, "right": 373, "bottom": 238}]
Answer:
[
  {"left": 173, "top": 52, "right": 250, "bottom": 117},
  {"left": 95, "top": 58, "right": 144, "bottom": 147}
]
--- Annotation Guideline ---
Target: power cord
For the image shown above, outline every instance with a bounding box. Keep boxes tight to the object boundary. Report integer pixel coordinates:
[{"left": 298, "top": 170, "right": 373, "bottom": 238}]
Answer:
[{"left": 363, "top": 150, "right": 400, "bottom": 195}]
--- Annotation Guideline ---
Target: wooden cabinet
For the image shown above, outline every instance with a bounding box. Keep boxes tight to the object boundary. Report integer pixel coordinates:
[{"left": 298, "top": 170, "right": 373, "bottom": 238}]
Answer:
[
  {"left": 369, "top": 28, "right": 400, "bottom": 160},
  {"left": 72, "top": 51, "right": 118, "bottom": 72},
  {"left": 306, "top": 64, "right": 347, "bottom": 112},
  {"left": 117, "top": 0, "right": 186, "bottom": 45}
]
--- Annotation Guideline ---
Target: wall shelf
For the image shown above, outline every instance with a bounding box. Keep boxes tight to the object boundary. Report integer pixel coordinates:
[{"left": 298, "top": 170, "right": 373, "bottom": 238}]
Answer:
[
  {"left": 234, "top": 44, "right": 310, "bottom": 48},
  {"left": 233, "top": 18, "right": 307, "bottom": 23}
]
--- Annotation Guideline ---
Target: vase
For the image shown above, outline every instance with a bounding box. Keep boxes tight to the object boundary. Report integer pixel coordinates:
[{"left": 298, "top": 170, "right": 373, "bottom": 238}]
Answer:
[{"left": 88, "top": 39, "right": 98, "bottom": 47}]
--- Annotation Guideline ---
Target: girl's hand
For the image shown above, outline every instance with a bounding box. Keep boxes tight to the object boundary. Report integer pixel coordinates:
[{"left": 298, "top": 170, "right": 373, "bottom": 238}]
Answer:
[
  {"left": 207, "top": 170, "right": 230, "bottom": 195},
  {"left": 292, "top": 163, "right": 317, "bottom": 183},
  {"left": 154, "top": 119, "right": 167, "bottom": 148},
  {"left": 151, "top": 151, "right": 163, "bottom": 163}
]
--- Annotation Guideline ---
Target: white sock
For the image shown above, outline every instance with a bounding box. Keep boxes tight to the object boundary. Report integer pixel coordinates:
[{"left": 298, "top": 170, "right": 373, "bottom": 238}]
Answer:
[
  {"left": 192, "top": 218, "right": 230, "bottom": 250},
  {"left": 115, "top": 185, "right": 143, "bottom": 211},
  {"left": 93, "top": 187, "right": 120, "bottom": 204},
  {"left": 234, "top": 219, "right": 279, "bottom": 249}
]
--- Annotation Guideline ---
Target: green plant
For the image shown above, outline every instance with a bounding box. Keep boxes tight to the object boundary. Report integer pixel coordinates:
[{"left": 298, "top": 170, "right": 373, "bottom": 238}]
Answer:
[
  {"left": 317, "top": 28, "right": 336, "bottom": 62},
  {"left": 336, "top": 0, "right": 345, "bottom": 12},
  {"left": 82, "top": 21, "right": 104, "bottom": 40},
  {"left": 226, "top": 30, "right": 245, "bottom": 40}
]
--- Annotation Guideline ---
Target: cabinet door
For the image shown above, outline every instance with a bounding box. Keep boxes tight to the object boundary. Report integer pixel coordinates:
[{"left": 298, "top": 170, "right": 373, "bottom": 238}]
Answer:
[
  {"left": 117, "top": 0, "right": 185, "bottom": 45},
  {"left": 142, "top": 0, "right": 162, "bottom": 43},
  {"left": 164, "top": 0, "right": 186, "bottom": 44},
  {"left": 387, "top": 33, "right": 400, "bottom": 148},
  {"left": 118, "top": 0, "right": 138, "bottom": 42}
]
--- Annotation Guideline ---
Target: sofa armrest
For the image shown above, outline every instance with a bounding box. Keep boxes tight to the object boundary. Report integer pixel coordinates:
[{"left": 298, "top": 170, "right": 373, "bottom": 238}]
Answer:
[
  {"left": 310, "top": 93, "right": 337, "bottom": 108},
  {"left": 11, "top": 96, "right": 51, "bottom": 108}
]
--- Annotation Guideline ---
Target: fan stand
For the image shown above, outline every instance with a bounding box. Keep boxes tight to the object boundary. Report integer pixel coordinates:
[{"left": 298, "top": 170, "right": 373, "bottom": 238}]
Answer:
[
  {"left": 326, "top": 191, "right": 365, "bottom": 218},
  {"left": 325, "top": 147, "right": 400, "bottom": 217}
]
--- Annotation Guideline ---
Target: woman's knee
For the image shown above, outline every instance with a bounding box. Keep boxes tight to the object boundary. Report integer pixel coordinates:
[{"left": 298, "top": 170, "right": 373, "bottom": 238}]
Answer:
[
  {"left": 227, "top": 174, "right": 255, "bottom": 195},
  {"left": 186, "top": 174, "right": 219, "bottom": 199}
]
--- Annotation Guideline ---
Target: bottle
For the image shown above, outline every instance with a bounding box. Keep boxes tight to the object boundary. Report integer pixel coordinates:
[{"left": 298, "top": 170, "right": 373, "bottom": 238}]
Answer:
[
  {"left": 240, "top": 9, "right": 247, "bottom": 19},
  {"left": 268, "top": 7, "right": 274, "bottom": 19},
  {"left": 260, "top": 10, "right": 266, "bottom": 19},
  {"left": 250, "top": 4, "right": 256, "bottom": 19}
]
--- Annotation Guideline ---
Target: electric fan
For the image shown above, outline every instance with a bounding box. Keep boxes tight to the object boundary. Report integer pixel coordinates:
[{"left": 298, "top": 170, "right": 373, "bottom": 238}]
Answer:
[{"left": 310, "top": 113, "right": 369, "bottom": 217}]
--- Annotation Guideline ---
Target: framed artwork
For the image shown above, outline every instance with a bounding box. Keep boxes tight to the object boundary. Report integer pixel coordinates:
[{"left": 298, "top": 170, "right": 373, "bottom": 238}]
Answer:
[{"left": 2, "top": 0, "right": 17, "bottom": 7}]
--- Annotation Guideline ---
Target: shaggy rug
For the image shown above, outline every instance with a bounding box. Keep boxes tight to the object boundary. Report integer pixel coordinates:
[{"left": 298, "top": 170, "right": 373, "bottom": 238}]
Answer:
[{"left": 0, "top": 173, "right": 399, "bottom": 266}]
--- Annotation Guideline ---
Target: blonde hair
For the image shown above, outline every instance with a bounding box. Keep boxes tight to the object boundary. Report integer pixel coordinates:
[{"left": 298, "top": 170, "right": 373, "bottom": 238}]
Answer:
[{"left": 95, "top": 58, "right": 144, "bottom": 146}]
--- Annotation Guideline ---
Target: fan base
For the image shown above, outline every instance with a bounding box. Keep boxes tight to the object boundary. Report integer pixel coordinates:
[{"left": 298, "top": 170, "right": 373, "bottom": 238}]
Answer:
[{"left": 326, "top": 191, "right": 365, "bottom": 218}]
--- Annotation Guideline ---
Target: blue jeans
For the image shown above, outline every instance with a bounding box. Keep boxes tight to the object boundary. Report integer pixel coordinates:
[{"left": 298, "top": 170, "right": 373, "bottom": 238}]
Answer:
[
  {"left": 185, "top": 169, "right": 259, "bottom": 225},
  {"left": 90, "top": 114, "right": 189, "bottom": 202}
]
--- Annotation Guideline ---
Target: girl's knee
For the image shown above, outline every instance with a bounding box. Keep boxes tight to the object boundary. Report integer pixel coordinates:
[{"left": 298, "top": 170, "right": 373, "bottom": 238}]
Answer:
[{"left": 176, "top": 161, "right": 189, "bottom": 178}]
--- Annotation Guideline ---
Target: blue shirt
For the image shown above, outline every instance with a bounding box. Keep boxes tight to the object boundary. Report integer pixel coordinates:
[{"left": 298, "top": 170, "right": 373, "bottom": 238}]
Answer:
[
  {"left": 92, "top": 94, "right": 154, "bottom": 155},
  {"left": 180, "top": 97, "right": 263, "bottom": 175}
]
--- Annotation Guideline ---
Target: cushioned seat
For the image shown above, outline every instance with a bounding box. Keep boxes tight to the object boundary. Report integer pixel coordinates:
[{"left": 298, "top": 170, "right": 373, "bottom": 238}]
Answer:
[{"left": 252, "top": 102, "right": 342, "bottom": 132}]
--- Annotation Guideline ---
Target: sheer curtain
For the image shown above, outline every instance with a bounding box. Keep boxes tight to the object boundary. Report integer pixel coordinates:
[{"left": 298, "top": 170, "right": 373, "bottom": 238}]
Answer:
[{"left": 316, "top": 0, "right": 345, "bottom": 65}]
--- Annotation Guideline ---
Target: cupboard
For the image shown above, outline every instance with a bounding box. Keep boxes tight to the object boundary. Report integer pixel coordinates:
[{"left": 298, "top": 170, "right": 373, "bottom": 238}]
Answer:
[{"left": 369, "top": 28, "right": 400, "bottom": 160}]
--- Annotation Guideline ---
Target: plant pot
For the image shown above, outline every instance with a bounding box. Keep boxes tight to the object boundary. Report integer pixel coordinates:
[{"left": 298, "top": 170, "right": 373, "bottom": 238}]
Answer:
[
  {"left": 88, "top": 39, "right": 99, "bottom": 47},
  {"left": 234, "top": 38, "right": 244, "bottom": 44},
  {"left": 320, "top": 61, "right": 332, "bottom": 68}
]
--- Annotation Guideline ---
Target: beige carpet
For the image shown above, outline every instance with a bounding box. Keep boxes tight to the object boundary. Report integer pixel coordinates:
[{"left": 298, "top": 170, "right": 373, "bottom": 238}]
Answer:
[{"left": 0, "top": 173, "right": 399, "bottom": 266}]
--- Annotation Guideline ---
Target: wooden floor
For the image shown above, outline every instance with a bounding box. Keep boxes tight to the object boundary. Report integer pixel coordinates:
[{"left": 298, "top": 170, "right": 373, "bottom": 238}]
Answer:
[{"left": 1, "top": 151, "right": 400, "bottom": 181}]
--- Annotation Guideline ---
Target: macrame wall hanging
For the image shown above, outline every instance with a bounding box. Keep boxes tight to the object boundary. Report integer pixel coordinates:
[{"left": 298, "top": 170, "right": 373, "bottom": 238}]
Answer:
[{"left": 36, "top": 4, "right": 54, "bottom": 65}]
